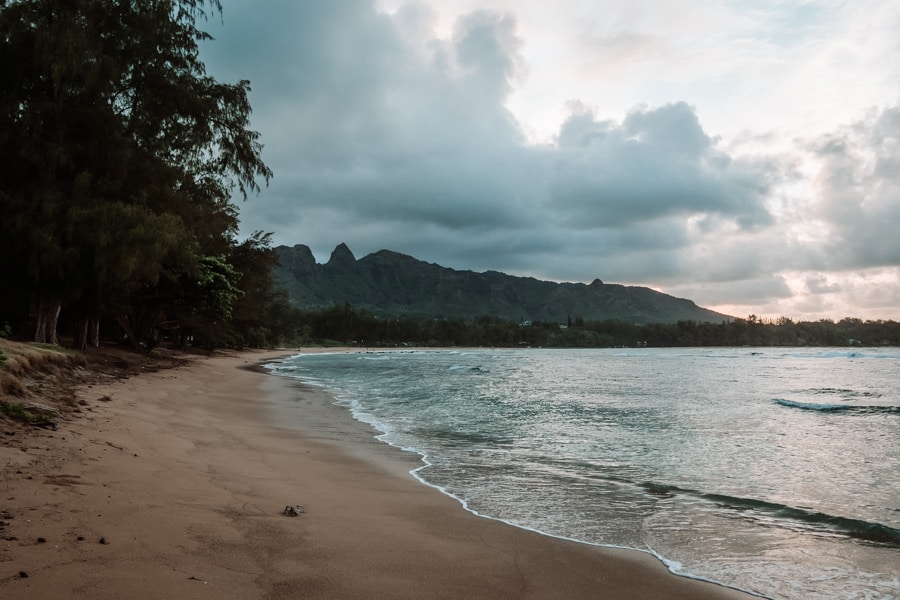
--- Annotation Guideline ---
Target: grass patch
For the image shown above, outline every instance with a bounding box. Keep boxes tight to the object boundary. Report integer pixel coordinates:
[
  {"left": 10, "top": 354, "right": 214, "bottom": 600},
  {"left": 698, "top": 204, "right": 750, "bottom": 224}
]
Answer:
[
  {"left": 0, "top": 401, "right": 46, "bottom": 425},
  {"left": 0, "top": 338, "right": 84, "bottom": 397},
  {"left": 27, "top": 342, "right": 78, "bottom": 356},
  {"left": 0, "top": 339, "right": 82, "bottom": 374},
  {"left": 0, "top": 372, "right": 25, "bottom": 396}
]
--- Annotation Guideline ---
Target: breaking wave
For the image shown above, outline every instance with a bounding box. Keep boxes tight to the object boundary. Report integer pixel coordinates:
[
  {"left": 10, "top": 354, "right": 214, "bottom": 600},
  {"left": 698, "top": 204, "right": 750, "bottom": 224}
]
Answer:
[
  {"left": 774, "top": 398, "right": 900, "bottom": 414},
  {"left": 636, "top": 481, "right": 900, "bottom": 546}
]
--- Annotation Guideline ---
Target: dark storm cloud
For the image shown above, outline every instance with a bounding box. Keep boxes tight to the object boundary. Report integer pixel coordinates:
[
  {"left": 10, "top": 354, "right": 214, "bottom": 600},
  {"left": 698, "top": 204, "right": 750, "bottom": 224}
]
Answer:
[
  {"left": 200, "top": 1, "right": 782, "bottom": 285},
  {"left": 204, "top": 3, "right": 534, "bottom": 235}
]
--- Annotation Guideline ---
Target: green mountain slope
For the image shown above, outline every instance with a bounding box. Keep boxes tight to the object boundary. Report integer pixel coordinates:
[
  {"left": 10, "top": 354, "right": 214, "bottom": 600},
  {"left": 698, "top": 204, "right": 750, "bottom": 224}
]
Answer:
[{"left": 273, "top": 243, "right": 732, "bottom": 324}]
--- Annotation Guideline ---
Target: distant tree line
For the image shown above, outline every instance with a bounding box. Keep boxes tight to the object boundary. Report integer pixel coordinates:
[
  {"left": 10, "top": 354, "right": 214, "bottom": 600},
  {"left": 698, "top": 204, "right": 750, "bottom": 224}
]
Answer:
[
  {"left": 288, "top": 305, "right": 900, "bottom": 348},
  {"left": 0, "top": 0, "right": 285, "bottom": 351}
]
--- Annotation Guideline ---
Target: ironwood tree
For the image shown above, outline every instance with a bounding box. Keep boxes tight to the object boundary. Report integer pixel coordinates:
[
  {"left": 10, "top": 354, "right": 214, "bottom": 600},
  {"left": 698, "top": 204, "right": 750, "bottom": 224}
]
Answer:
[{"left": 0, "top": 0, "right": 273, "bottom": 349}]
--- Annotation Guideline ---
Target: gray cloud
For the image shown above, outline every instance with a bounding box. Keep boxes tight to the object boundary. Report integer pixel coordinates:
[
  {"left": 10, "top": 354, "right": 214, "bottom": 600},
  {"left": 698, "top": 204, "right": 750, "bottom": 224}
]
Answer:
[
  {"left": 199, "top": 1, "right": 898, "bottom": 318},
  {"left": 671, "top": 276, "right": 794, "bottom": 308},
  {"left": 810, "top": 105, "right": 900, "bottom": 270},
  {"left": 549, "top": 101, "right": 774, "bottom": 229},
  {"left": 806, "top": 275, "right": 841, "bottom": 294}
]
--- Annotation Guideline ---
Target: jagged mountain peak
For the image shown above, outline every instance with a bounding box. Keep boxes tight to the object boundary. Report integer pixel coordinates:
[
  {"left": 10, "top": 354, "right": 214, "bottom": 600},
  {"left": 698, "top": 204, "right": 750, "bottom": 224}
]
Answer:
[
  {"left": 326, "top": 242, "right": 356, "bottom": 268},
  {"left": 273, "top": 244, "right": 731, "bottom": 324}
]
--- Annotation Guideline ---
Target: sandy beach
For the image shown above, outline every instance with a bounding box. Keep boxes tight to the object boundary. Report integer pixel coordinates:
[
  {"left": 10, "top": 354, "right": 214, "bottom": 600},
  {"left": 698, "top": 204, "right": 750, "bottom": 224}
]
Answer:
[{"left": 1, "top": 348, "right": 756, "bottom": 599}]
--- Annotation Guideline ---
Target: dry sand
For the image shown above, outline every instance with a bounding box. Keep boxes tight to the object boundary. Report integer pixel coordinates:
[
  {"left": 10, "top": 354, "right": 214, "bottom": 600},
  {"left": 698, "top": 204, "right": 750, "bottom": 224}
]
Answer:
[{"left": 1, "top": 348, "right": 757, "bottom": 599}]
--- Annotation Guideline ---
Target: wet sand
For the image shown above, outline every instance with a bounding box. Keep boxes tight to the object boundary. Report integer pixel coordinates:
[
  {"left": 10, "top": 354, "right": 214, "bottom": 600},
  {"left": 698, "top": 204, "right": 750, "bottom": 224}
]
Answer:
[{"left": 0, "top": 348, "right": 756, "bottom": 599}]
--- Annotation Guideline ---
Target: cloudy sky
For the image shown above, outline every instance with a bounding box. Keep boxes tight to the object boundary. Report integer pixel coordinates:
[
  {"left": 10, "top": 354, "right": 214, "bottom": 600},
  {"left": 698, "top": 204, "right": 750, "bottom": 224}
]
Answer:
[{"left": 200, "top": 1, "right": 900, "bottom": 321}]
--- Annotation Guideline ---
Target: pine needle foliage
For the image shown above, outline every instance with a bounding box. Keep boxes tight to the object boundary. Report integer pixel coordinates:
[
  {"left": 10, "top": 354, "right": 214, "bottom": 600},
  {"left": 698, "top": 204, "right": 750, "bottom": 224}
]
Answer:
[{"left": 0, "top": 0, "right": 279, "bottom": 349}]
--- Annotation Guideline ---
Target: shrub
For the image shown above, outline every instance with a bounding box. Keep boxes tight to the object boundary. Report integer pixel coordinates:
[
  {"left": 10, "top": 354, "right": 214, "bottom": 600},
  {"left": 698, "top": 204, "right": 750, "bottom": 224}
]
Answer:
[{"left": 0, "top": 402, "right": 42, "bottom": 424}]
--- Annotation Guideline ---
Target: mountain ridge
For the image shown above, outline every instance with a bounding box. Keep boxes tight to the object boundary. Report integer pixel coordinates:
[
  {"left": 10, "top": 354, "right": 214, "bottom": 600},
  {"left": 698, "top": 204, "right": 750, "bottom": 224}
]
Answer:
[{"left": 273, "top": 243, "right": 732, "bottom": 324}]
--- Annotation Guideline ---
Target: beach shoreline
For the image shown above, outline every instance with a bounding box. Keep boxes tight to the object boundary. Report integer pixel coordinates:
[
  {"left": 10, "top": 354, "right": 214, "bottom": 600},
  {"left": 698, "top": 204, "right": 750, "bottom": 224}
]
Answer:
[{"left": 1, "top": 347, "right": 756, "bottom": 599}]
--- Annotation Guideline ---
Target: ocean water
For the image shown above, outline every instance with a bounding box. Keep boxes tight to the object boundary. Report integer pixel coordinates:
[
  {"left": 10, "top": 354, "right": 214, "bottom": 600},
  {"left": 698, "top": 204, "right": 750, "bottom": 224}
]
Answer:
[{"left": 269, "top": 347, "right": 900, "bottom": 600}]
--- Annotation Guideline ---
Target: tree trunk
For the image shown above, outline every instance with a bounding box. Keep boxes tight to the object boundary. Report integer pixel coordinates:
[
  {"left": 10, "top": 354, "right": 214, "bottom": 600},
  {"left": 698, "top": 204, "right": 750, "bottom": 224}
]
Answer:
[
  {"left": 87, "top": 317, "right": 100, "bottom": 347},
  {"left": 34, "top": 296, "right": 61, "bottom": 345},
  {"left": 73, "top": 315, "right": 100, "bottom": 350},
  {"left": 73, "top": 318, "right": 88, "bottom": 350},
  {"left": 116, "top": 315, "right": 141, "bottom": 352}
]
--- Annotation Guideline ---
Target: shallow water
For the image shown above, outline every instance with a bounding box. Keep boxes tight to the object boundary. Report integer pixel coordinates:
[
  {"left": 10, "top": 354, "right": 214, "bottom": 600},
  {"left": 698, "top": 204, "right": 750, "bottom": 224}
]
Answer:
[{"left": 271, "top": 347, "right": 900, "bottom": 599}]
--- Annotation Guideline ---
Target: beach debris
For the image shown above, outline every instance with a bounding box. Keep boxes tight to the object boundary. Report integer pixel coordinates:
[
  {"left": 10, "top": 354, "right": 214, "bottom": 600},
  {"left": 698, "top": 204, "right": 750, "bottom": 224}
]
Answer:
[
  {"left": 4, "top": 402, "right": 61, "bottom": 430},
  {"left": 37, "top": 537, "right": 46, "bottom": 543},
  {"left": 18, "top": 571, "right": 28, "bottom": 578},
  {"left": 281, "top": 505, "right": 304, "bottom": 517},
  {"left": 24, "top": 402, "right": 61, "bottom": 418},
  {"left": 99, "top": 536, "right": 108, "bottom": 545},
  {"left": 22, "top": 403, "right": 62, "bottom": 428},
  {"left": 188, "top": 576, "right": 208, "bottom": 584}
]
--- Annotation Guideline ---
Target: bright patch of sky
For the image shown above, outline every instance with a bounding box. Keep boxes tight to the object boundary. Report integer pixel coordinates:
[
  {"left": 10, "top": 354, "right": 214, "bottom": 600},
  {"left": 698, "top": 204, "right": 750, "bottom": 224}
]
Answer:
[{"left": 201, "top": 0, "right": 900, "bottom": 321}]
